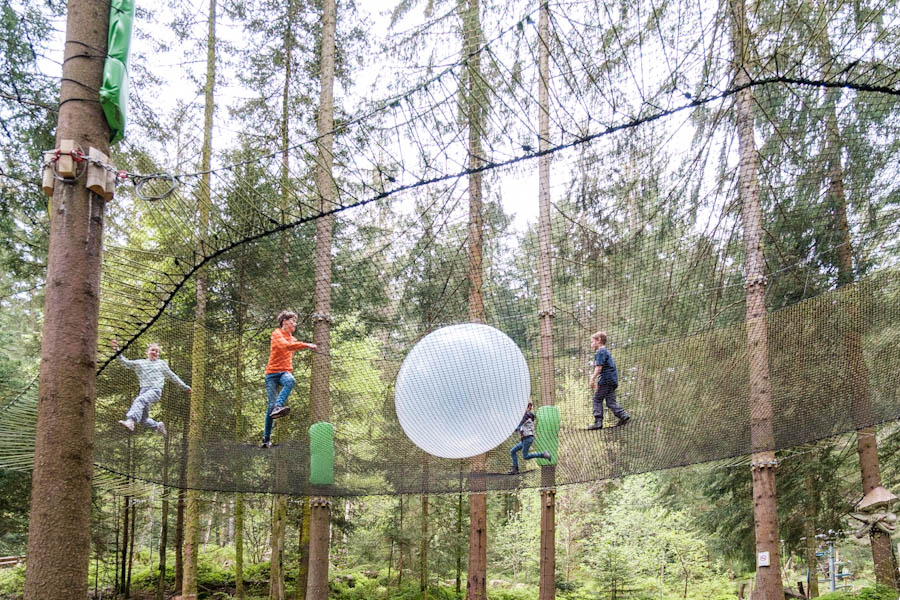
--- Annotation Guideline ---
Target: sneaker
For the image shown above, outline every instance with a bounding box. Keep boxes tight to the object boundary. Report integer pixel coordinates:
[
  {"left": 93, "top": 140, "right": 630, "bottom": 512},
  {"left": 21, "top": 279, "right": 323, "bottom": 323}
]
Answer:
[
  {"left": 615, "top": 415, "right": 632, "bottom": 427},
  {"left": 541, "top": 452, "right": 552, "bottom": 460},
  {"left": 587, "top": 419, "right": 603, "bottom": 430},
  {"left": 270, "top": 405, "right": 290, "bottom": 419},
  {"left": 260, "top": 440, "right": 273, "bottom": 449},
  {"left": 506, "top": 468, "right": 519, "bottom": 475},
  {"left": 156, "top": 422, "right": 167, "bottom": 437},
  {"left": 118, "top": 419, "right": 135, "bottom": 432}
]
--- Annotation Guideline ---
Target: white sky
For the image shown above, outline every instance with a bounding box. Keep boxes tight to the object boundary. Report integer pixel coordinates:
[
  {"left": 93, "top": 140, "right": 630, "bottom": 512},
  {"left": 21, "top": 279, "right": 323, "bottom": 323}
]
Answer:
[{"left": 36, "top": 0, "right": 739, "bottom": 237}]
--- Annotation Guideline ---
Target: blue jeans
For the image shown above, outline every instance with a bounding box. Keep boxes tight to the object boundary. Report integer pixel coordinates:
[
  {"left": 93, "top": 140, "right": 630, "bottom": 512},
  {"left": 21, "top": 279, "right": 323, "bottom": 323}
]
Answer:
[
  {"left": 510, "top": 435, "right": 543, "bottom": 470},
  {"left": 263, "top": 371, "right": 295, "bottom": 442}
]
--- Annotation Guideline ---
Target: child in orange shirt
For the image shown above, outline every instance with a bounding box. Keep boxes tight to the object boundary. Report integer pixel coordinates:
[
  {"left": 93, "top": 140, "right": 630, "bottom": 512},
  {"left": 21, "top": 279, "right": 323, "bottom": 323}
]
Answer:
[{"left": 261, "top": 310, "right": 316, "bottom": 448}]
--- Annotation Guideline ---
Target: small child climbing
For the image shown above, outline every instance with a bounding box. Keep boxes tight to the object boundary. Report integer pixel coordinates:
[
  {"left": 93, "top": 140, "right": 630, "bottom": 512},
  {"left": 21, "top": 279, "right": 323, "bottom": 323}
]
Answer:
[
  {"left": 508, "top": 402, "right": 551, "bottom": 474},
  {"left": 261, "top": 310, "right": 317, "bottom": 448},
  {"left": 588, "top": 331, "right": 630, "bottom": 430},
  {"left": 112, "top": 339, "right": 191, "bottom": 437}
]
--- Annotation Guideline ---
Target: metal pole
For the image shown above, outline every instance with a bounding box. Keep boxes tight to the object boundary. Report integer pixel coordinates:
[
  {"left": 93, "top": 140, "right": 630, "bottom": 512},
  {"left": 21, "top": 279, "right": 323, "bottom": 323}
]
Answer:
[{"left": 829, "top": 539, "right": 836, "bottom": 592}]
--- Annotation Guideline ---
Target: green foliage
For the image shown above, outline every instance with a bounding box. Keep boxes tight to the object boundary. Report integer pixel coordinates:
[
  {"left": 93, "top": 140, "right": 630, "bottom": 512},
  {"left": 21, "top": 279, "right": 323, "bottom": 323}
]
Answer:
[
  {"left": 856, "top": 584, "right": 900, "bottom": 600},
  {"left": 816, "top": 592, "right": 855, "bottom": 600},
  {"left": 0, "top": 471, "right": 30, "bottom": 555},
  {"left": 0, "top": 566, "right": 25, "bottom": 598}
]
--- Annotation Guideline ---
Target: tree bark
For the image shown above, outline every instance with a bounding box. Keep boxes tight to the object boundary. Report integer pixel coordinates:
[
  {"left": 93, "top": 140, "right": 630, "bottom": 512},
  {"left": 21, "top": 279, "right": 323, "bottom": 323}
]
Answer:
[
  {"left": 297, "top": 500, "right": 310, "bottom": 600},
  {"left": 421, "top": 492, "right": 429, "bottom": 599},
  {"left": 234, "top": 257, "right": 246, "bottom": 599},
  {"left": 307, "top": 0, "right": 336, "bottom": 597},
  {"left": 120, "top": 495, "right": 130, "bottom": 596},
  {"left": 115, "top": 495, "right": 121, "bottom": 592},
  {"left": 466, "top": 489, "right": 487, "bottom": 600},
  {"left": 804, "top": 475, "right": 818, "bottom": 598},
  {"left": 182, "top": 0, "right": 216, "bottom": 594},
  {"left": 729, "top": 2, "right": 784, "bottom": 599},
  {"left": 398, "top": 496, "right": 405, "bottom": 586},
  {"left": 175, "top": 434, "right": 187, "bottom": 594},
  {"left": 537, "top": 2, "right": 556, "bottom": 598},
  {"left": 456, "top": 492, "right": 463, "bottom": 599},
  {"left": 269, "top": 9, "right": 297, "bottom": 594},
  {"left": 23, "top": 0, "right": 109, "bottom": 594},
  {"left": 128, "top": 495, "right": 137, "bottom": 597},
  {"left": 817, "top": 30, "right": 898, "bottom": 586},
  {"left": 461, "top": 0, "right": 487, "bottom": 597},
  {"left": 157, "top": 438, "right": 170, "bottom": 600},
  {"left": 269, "top": 496, "right": 287, "bottom": 600}
]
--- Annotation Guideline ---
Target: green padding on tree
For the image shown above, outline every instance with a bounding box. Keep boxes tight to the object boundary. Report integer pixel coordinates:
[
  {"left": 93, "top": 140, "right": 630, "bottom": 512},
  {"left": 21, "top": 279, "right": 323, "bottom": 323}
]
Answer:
[
  {"left": 309, "top": 421, "right": 334, "bottom": 485},
  {"left": 100, "top": 58, "right": 129, "bottom": 143},
  {"left": 534, "top": 405, "right": 559, "bottom": 466},
  {"left": 99, "top": 0, "right": 135, "bottom": 143}
]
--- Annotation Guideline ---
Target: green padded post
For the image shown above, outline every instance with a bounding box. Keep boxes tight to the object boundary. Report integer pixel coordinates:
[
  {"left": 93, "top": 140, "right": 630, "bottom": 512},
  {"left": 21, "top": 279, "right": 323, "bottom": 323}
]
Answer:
[
  {"left": 534, "top": 405, "right": 559, "bottom": 466},
  {"left": 309, "top": 421, "right": 334, "bottom": 485},
  {"left": 99, "top": 0, "right": 135, "bottom": 143}
]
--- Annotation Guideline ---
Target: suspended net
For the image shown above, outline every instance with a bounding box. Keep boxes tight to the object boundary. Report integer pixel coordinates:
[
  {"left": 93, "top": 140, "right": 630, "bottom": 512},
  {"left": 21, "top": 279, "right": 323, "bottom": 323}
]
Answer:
[{"left": 6, "top": 0, "right": 900, "bottom": 496}]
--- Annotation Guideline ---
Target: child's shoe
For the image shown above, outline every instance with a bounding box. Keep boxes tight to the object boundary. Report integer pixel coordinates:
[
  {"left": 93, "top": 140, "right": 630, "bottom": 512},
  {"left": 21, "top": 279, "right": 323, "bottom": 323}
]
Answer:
[
  {"left": 541, "top": 452, "right": 552, "bottom": 460},
  {"left": 587, "top": 418, "right": 603, "bottom": 430},
  {"left": 270, "top": 405, "right": 290, "bottom": 419},
  {"left": 118, "top": 419, "right": 135, "bottom": 432},
  {"left": 260, "top": 440, "right": 273, "bottom": 449},
  {"left": 506, "top": 467, "right": 519, "bottom": 475},
  {"left": 156, "top": 422, "right": 167, "bottom": 437},
  {"left": 614, "top": 415, "right": 631, "bottom": 427}
]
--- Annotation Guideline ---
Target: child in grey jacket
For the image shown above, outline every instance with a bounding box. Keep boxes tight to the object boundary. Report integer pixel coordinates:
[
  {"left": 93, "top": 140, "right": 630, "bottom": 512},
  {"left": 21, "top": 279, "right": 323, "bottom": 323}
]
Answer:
[
  {"left": 112, "top": 340, "right": 191, "bottom": 436},
  {"left": 508, "top": 402, "right": 551, "bottom": 474}
]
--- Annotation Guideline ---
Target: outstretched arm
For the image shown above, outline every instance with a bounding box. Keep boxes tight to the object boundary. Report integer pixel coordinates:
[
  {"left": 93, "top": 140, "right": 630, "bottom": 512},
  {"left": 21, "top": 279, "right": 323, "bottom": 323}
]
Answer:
[
  {"left": 162, "top": 362, "right": 191, "bottom": 391},
  {"left": 111, "top": 339, "right": 139, "bottom": 369},
  {"left": 271, "top": 333, "right": 317, "bottom": 353}
]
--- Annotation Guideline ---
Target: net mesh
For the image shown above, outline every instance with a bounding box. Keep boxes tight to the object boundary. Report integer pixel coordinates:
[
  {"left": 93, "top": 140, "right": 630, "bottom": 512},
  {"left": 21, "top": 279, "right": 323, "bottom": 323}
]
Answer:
[{"left": 7, "top": 0, "right": 900, "bottom": 496}]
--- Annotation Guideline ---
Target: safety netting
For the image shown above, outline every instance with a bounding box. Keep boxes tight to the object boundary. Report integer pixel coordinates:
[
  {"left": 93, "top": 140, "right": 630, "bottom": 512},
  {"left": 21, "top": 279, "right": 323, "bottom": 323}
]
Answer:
[{"left": 6, "top": 0, "right": 900, "bottom": 496}]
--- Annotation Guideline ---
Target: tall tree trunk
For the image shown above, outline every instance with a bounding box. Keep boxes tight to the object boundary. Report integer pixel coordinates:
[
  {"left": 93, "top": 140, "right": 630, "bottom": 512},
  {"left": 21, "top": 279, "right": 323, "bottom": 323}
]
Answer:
[
  {"left": 23, "top": 0, "right": 109, "bottom": 594},
  {"left": 461, "top": 0, "right": 487, "bottom": 598},
  {"left": 269, "top": 496, "right": 287, "bottom": 600},
  {"left": 804, "top": 474, "right": 819, "bottom": 598},
  {"left": 128, "top": 495, "right": 137, "bottom": 598},
  {"left": 307, "top": 0, "right": 336, "bottom": 597},
  {"left": 398, "top": 496, "right": 405, "bottom": 586},
  {"left": 115, "top": 495, "right": 121, "bottom": 592},
  {"left": 270, "top": 9, "right": 297, "bottom": 596},
  {"left": 182, "top": 0, "right": 216, "bottom": 594},
  {"left": 234, "top": 257, "right": 247, "bottom": 599},
  {"left": 175, "top": 429, "right": 188, "bottom": 594},
  {"left": 456, "top": 492, "right": 463, "bottom": 599},
  {"left": 814, "top": 22, "right": 898, "bottom": 586},
  {"left": 158, "top": 438, "right": 170, "bottom": 600},
  {"left": 204, "top": 493, "right": 217, "bottom": 545},
  {"left": 297, "top": 500, "right": 310, "bottom": 600},
  {"left": 729, "top": 2, "right": 784, "bottom": 599},
  {"left": 537, "top": 2, "right": 556, "bottom": 598},
  {"left": 421, "top": 492, "right": 428, "bottom": 599},
  {"left": 120, "top": 495, "right": 130, "bottom": 596}
]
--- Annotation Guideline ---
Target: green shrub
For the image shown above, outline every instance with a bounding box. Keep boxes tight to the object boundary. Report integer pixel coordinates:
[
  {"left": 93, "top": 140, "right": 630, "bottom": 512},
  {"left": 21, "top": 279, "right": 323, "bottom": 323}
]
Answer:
[
  {"left": 242, "top": 560, "right": 270, "bottom": 585},
  {"left": 815, "top": 591, "right": 854, "bottom": 600},
  {"left": 857, "top": 584, "right": 899, "bottom": 600},
  {"left": 487, "top": 589, "right": 536, "bottom": 600},
  {"left": 0, "top": 566, "right": 25, "bottom": 599}
]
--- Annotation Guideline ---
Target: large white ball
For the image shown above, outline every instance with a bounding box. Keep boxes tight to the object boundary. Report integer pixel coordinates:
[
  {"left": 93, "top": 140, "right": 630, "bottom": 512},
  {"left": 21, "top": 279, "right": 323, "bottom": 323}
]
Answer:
[{"left": 395, "top": 323, "right": 531, "bottom": 459}]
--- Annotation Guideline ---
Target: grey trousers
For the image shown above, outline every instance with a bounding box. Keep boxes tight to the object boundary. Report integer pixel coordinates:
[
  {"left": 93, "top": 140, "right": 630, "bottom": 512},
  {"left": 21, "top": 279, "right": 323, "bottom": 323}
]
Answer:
[
  {"left": 126, "top": 387, "right": 162, "bottom": 429},
  {"left": 592, "top": 383, "right": 627, "bottom": 423}
]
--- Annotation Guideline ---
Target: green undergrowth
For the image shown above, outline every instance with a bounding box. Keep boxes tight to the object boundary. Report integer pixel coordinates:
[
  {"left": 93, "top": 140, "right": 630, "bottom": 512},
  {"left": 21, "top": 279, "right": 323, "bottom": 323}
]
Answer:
[
  {"left": 4, "top": 551, "right": 889, "bottom": 600},
  {"left": 817, "top": 584, "right": 899, "bottom": 600}
]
